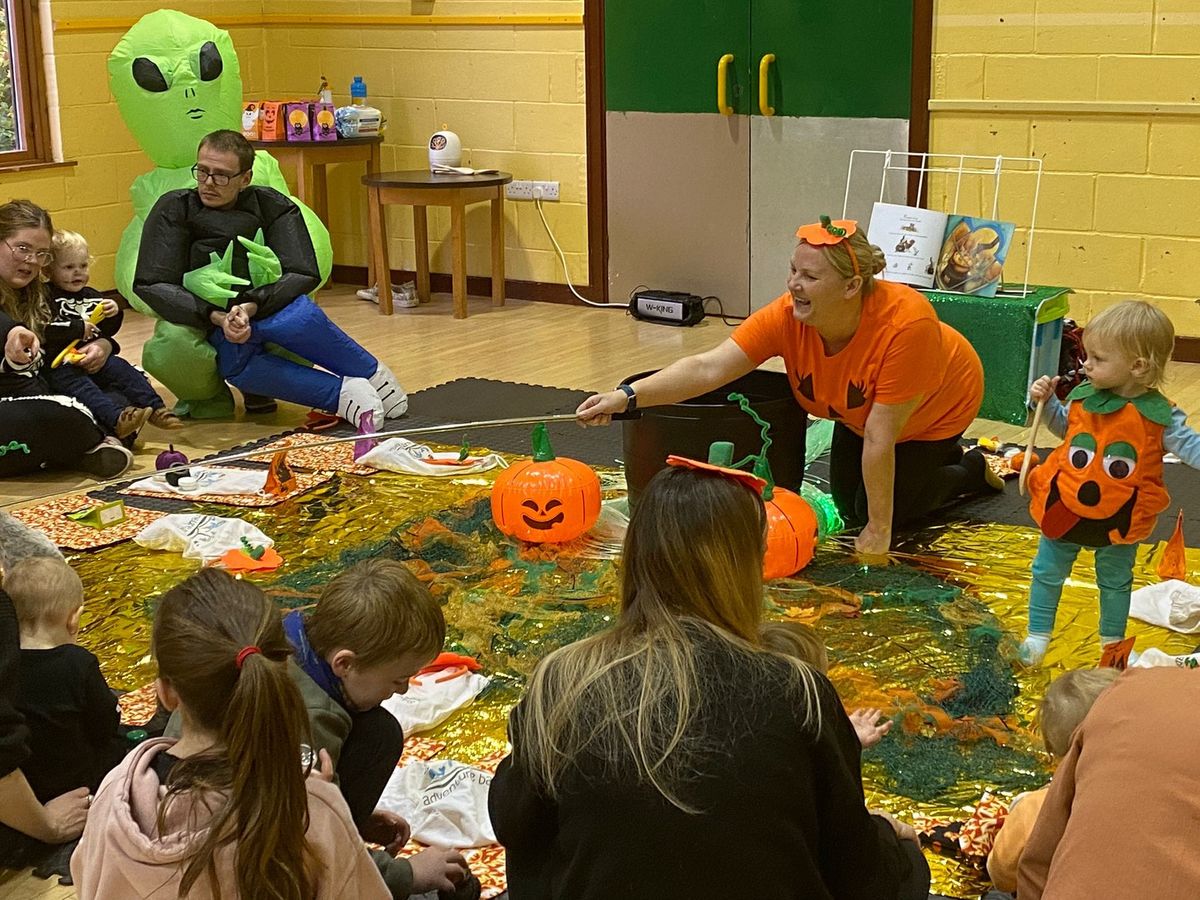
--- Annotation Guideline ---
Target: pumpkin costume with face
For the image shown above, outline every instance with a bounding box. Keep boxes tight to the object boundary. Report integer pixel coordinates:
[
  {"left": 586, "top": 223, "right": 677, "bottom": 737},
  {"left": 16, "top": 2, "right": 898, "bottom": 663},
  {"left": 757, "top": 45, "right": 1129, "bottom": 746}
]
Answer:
[
  {"left": 1019, "top": 382, "right": 1179, "bottom": 666},
  {"left": 1028, "top": 383, "right": 1171, "bottom": 547}
]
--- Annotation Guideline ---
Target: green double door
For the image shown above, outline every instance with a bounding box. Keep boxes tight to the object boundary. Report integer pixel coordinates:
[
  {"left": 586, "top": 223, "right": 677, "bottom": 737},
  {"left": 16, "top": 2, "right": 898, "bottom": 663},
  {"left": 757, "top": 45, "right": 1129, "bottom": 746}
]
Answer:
[{"left": 605, "top": 1, "right": 916, "bottom": 315}]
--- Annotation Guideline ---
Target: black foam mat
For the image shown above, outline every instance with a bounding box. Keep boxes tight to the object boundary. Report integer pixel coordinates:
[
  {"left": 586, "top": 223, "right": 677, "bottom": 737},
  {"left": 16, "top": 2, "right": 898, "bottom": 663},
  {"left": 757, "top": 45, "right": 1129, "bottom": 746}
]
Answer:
[{"left": 91, "top": 378, "right": 623, "bottom": 512}]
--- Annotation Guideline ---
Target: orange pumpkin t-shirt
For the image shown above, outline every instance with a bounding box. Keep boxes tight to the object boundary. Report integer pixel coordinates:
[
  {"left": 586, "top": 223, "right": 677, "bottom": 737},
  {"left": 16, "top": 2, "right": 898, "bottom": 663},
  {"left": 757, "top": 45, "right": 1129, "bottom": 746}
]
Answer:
[{"left": 731, "top": 280, "right": 983, "bottom": 443}]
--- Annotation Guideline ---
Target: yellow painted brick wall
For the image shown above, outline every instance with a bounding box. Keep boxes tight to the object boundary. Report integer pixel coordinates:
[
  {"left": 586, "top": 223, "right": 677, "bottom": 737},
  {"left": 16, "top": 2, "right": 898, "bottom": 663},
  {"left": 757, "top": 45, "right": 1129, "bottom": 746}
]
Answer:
[
  {"left": 260, "top": 0, "right": 588, "bottom": 287},
  {"left": 930, "top": 0, "right": 1200, "bottom": 335},
  {"left": 0, "top": 2, "right": 265, "bottom": 291}
]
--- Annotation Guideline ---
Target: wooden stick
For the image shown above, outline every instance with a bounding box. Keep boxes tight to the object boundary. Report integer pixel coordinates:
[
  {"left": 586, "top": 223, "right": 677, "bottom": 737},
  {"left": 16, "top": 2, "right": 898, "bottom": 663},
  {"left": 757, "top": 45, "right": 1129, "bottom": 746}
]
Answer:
[{"left": 1019, "top": 397, "right": 1046, "bottom": 497}]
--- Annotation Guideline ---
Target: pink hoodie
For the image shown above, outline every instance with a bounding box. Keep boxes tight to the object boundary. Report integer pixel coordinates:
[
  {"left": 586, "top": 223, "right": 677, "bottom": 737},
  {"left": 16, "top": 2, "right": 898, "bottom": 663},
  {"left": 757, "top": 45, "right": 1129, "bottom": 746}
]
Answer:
[{"left": 71, "top": 738, "right": 389, "bottom": 899}]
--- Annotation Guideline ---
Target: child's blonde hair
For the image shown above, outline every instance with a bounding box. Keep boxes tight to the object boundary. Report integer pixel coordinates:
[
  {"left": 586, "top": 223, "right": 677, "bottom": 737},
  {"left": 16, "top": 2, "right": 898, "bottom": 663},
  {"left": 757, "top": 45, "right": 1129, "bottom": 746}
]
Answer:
[
  {"left": 308, "top": 559, "right": 444, "bottom": 668},
  {"left": 760, "top": 620, "right": 829, "bottom": 674},
  {"left": 1040, "top": 667, "right": 1119, "bottom": 757},
  {"left": 51, "top": 229, "right": 89, "bottom": 258},
  {"left": 3, "top": 556, "right": 83, "bottom": 631},
  {"left": 1084, "top": 300, "right": 1175, "bottom": 389}
]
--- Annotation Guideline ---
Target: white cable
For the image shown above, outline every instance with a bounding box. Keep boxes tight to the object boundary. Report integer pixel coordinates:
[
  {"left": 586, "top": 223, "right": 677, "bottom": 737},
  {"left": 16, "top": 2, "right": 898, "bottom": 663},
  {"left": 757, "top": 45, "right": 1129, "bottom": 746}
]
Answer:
[{"left": 534, "top": 194, "right": 626, "bottom": 308}]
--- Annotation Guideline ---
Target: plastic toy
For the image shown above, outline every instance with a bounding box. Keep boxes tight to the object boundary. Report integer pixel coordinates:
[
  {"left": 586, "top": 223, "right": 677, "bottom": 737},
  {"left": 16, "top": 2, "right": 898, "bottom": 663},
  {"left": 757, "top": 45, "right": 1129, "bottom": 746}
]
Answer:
[
  {"left": 51, "top": 304, "right": 108, "bottom": 369},
  {"left": 491, "top": 423, "right": 601, "bottom": 543}
]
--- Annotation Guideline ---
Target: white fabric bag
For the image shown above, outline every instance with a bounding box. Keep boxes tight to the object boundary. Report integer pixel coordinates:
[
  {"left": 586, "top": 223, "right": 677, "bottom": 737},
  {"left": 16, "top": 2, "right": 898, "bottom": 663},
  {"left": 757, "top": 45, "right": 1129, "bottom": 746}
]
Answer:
[
  {"left": 358, "top": 438, "right": 505, "bottom": 477},
  {"left": 134, "top": 514, "right": 274, "bottom": 562},
  {"left": 381, "top": 670, "right": 490, "bottom": 735},
  {"left": 127, "top": 466, "right": 268, "bottom": 496},
  {"left": 1129, "top": 580, "right": 1200, "bottom": 633},
  {"left": 378, "top": 759, "right": 496, "bottom": 847}
]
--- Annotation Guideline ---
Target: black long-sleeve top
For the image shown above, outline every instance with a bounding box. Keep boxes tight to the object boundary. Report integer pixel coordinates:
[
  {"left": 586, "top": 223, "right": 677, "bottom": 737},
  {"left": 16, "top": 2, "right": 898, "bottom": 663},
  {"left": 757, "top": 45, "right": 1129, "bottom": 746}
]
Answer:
[
  {"left": 489, "top": 627, "right": 915, "bottom": 900},
  {"left": 43, "top": 287, "right": 122, "bottom": 360},
  {"left": 0, "top": 309, "right": 51, "bottom": 398},
  {"left": 0, "top": 589, "right": 29, "bottom": 779},
  {"left": 132, "top": 186, "right": 321, "bottom": 330},
  {"left": 16, "top": 644, "right": 125, "bottom": 801}
]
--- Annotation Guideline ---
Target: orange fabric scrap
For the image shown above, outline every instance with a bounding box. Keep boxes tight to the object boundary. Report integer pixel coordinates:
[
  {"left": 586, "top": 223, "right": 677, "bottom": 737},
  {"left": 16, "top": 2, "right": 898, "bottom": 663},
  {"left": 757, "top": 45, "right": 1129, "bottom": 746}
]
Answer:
[{"left": 1157, "top": 508, "right": 1188, "bottom": 581}]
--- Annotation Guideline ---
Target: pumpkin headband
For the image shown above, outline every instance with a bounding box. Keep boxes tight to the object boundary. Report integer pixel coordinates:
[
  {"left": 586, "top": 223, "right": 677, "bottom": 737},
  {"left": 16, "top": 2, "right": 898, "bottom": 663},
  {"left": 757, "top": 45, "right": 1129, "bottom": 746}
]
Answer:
[
  {"left": 795, "top": 215, "right": 861, "bottom": 279},
  {"left": 667, "top": 454, "right": 767, "bottom": 494}
]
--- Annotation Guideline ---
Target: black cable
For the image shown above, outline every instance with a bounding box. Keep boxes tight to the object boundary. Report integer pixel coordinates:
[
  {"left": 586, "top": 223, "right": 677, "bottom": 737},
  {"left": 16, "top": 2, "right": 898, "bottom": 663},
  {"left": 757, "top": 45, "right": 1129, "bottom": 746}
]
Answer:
[{"left": 701, "top": 295, "right": 747, "bottom": 326}]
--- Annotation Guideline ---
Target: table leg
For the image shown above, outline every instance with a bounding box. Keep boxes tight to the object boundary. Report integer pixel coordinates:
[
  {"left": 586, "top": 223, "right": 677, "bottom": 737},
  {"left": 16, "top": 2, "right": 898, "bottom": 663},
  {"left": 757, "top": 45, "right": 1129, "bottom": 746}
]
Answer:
[
  {"left": 314, "top": 165, "right": 329, "bottom": 224},
  {"left": 491, "top": 191, "right": 505, "bottom": 308},
  {"left": 450, "top": 199, "right": 468, "bottom": 319},
  {"left": 368, "top": 186, "right": 393, "bottom": 316},
  {"left": 296, "top": 159, "right": 316, "bottom": 214},
  {"left": 413, "top": 206, "right": 431, "bottom": 304}
]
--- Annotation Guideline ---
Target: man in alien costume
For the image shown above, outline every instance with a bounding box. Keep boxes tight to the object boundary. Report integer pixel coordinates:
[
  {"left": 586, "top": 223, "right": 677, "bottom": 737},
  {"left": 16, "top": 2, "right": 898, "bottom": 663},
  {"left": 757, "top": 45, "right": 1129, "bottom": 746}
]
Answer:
[{"left": 109, "top": 10, "right": 333, "bottom": 418}]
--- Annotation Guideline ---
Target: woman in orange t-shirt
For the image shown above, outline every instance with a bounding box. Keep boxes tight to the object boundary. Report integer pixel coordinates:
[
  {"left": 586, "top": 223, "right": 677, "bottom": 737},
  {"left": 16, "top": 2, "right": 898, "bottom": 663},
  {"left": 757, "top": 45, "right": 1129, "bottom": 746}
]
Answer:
[{"left": 577, "top": 218, "right": 993, "bottom": 556}]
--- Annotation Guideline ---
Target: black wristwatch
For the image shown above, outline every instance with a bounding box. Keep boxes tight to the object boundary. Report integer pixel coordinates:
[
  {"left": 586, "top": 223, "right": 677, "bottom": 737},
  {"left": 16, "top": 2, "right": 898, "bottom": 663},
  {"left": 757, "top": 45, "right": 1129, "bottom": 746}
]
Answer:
[{"left": 617, "top": 383, "right": 637, "bottom": 412}]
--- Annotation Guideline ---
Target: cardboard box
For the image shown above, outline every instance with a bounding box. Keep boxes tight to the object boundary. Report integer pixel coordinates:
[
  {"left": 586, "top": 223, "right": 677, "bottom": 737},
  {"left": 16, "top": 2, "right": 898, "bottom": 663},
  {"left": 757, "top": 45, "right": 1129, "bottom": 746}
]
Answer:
[
  {"left": 259, "top": 101, "right": 287, "bottom": 141},
  {"left": 285, "top": 102, "right": 312, "bottom": 142}
]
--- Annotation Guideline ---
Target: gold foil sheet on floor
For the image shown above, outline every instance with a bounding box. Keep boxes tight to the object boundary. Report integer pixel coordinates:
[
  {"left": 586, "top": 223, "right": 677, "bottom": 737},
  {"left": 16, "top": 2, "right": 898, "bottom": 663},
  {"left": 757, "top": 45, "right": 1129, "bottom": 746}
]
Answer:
[{"left": 60, "top": 454, "right": 1200, "bottom": 900}]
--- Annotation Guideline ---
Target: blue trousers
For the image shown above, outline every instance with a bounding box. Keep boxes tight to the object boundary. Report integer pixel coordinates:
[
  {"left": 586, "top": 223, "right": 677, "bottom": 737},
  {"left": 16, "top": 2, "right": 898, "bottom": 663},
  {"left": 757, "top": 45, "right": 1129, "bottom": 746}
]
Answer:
[
  {"left": 1028, "top": 536, "right": 1139, "bottom": 639},
  {"left": 210, "top": 296, "right": 377, "bottom": 413},
  {"left": 46, "top": 355, "right": 164, "bottom": 432}
]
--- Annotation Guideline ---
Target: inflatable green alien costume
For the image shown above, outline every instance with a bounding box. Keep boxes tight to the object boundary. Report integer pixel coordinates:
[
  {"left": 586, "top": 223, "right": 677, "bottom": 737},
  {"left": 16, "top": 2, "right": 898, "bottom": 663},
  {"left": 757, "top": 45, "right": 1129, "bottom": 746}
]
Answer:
[{"left": 109, "top": 10, "right": 333, "bottom": 417}]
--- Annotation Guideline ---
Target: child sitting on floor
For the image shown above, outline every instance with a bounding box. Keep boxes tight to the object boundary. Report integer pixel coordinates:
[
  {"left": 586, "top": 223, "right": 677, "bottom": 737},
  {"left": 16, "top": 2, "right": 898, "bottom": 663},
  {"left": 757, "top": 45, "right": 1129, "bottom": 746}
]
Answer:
[
  {"left": 987, "top": 667, "right": 1118, "bottom": 892},
  {"left": 282, "top": 558, "right": 476, "bottom": 899},
  {"left": 1019, "top": 300, "right": 1200, "bottom": 665},
  {"left": 760, "top": 620, "right": 893, "bottom": 748},
  {"left": 43, "top": 230, "right": 181, "bottom": 439},
  {"left": 1, "top": 557, "right": 126, "bottom": 871},
  {"left": 73, "top": 569, "right": 389, "bottom": 898}
]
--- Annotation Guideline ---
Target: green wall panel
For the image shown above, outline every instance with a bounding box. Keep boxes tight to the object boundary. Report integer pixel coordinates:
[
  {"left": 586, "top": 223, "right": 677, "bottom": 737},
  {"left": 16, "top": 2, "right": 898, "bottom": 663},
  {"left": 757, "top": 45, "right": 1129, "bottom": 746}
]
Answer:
[
  {"left": 752, "top": 0, "right": 913, "bottom": 118},
  {"left": 605, "top": 0, "right": 750, "bottom": 115},
  {"left": 606, "top": 1, "right": 913, "bottom": 119}
]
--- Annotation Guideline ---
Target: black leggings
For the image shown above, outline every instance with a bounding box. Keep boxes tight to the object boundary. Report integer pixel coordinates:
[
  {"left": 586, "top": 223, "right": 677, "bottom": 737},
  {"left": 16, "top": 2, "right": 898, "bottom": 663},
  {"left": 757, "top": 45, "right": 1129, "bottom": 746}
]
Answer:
[
  {"left": 337, "top": 705, "right": 405, "bottom": 829},
  {"left": 829, "top": 422, "right": 980, "bottom": 529}
]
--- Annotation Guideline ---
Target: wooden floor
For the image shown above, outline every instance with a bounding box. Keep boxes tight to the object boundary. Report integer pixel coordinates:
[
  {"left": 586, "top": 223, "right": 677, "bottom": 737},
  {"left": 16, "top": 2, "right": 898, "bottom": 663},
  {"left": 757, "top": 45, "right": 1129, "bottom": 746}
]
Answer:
[{"left": 3, "top": 285, "right": 1200, "bottom": 898}]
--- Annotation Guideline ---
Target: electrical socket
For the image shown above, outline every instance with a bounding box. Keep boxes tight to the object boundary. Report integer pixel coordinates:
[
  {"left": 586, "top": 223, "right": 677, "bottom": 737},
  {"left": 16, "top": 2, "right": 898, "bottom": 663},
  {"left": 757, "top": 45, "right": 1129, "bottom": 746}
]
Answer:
[{"left": 505, "top": 180, "right": 560, "bottom": 201}]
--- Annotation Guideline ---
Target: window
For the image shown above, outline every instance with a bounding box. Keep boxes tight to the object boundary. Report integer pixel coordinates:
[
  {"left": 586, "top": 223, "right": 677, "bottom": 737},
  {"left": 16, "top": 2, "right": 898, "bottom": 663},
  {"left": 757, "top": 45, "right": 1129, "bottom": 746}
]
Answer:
[{"left": 0, "top": 0, "right": 51, "bottom": 165}]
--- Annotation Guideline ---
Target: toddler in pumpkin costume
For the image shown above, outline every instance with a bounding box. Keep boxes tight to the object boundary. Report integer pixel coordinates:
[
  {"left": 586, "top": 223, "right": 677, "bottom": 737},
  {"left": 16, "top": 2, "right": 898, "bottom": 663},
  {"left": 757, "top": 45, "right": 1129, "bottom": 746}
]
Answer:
[{"left": 1019, "top": 301, "right": 1200, "bottom": 665}]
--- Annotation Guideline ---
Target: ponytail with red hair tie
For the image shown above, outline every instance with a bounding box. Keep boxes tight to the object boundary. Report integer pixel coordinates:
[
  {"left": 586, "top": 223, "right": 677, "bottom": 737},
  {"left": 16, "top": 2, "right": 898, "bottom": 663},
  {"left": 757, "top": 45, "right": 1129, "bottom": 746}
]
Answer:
[{"left": 235, "top": 645, "right": 262, "bottom": 669}]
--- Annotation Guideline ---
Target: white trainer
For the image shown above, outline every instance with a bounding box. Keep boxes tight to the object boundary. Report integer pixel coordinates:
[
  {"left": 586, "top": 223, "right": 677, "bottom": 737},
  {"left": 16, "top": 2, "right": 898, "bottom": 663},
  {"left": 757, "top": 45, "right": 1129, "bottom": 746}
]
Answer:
[
  {"left": 337, "top": 376, "right": 384, "bottom": 426},
  {"left": 369, "top": 362, "right": 408, "bottom": 418}
]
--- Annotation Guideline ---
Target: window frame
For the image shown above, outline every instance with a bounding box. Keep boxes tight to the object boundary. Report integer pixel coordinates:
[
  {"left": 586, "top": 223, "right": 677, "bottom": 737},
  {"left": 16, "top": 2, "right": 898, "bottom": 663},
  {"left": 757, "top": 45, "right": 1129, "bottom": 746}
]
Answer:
[{"left": 1, "top": 0, "right": 53, "bottom": 167}]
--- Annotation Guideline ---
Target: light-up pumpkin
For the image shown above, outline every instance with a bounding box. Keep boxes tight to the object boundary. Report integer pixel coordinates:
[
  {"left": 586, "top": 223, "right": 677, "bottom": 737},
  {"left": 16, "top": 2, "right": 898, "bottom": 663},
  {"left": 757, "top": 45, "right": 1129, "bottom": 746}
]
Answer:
[
  {"left": 763, "top": 485, "right": 818, "bottom": 580},
  {"left": 491, "top": 423, "right": 601, "bottom": 543}
]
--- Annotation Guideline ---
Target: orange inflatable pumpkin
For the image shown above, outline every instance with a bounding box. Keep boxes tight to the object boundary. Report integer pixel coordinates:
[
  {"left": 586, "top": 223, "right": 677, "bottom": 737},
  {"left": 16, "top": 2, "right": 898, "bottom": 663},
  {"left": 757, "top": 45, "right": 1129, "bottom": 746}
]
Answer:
[
  {"left": 491, "top": 423, "right": 601, "bottom": 543},
  {"left": 666, "top": 451, "right": 818, "bottom": 580},
  {"left": 1028, "top": 384, "right": 1171, "bottom": 546},
  {"left": 764, "top": 486, "right": 819, "bottom": 580}
]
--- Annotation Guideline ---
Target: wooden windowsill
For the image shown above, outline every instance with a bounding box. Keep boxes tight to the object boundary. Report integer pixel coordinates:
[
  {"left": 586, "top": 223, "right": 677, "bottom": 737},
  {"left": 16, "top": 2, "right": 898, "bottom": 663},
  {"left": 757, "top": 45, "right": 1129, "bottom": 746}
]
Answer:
[{"left": 0, "top": 159, "right": 77, "bottom": 175}]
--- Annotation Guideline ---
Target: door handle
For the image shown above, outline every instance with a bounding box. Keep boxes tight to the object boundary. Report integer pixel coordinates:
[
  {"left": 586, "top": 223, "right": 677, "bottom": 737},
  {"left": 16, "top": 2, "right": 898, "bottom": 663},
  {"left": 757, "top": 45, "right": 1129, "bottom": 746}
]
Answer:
[
  {"left": 717, "top": 53, "right": 735, "bottom": 115},
  {"left": 758, "top": 53, "right": 776, "bottom": 116}
]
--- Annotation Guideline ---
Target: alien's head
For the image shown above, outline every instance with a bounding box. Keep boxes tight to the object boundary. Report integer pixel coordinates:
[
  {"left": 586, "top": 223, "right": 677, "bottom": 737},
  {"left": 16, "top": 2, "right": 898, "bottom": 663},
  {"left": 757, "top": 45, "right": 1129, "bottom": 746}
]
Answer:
[{"left": 108, "top": 11, "right": 243, "bottom": 169}]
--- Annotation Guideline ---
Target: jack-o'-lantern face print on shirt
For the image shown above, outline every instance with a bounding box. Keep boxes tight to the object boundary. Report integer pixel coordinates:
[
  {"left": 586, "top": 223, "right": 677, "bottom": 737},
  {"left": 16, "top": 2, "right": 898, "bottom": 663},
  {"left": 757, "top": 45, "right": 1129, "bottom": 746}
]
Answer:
[{"left": 1028, "top": 384, "right": 1171, "bottom": 546}]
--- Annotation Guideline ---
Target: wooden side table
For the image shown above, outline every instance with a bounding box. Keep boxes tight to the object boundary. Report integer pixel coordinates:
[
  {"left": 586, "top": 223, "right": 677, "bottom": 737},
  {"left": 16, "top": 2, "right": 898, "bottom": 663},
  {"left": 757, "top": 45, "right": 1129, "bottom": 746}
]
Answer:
[
  {"left": 361, "top": 170, "right": 513, "bottom": 318},
  {"left": 253, "top": 136, "right": 383, "bottom": 225}
]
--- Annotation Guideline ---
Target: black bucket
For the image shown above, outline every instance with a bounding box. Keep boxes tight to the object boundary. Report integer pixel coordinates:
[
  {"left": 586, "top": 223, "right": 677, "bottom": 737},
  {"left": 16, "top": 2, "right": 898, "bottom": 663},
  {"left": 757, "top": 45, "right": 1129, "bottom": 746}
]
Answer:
[{"left": 621, "top": 369, "right": 806, "bottom": 508}]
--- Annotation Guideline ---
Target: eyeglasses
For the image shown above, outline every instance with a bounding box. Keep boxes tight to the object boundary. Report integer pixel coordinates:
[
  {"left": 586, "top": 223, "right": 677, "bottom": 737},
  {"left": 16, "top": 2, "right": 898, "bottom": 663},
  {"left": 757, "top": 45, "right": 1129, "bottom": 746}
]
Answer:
[
  {"left": 5, "top": 240, "right": 53, "bottom": 265},
  {"left": 191, "top": 164, "right": 249, "bottom": 187}
]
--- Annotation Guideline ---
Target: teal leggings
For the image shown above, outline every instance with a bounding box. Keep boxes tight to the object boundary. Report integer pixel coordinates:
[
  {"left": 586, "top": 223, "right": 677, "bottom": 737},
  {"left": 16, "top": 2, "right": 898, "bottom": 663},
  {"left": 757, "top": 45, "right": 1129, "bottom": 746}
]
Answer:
[{"left": 1028, "top": 536, "right": 1139, "bottom": 638}]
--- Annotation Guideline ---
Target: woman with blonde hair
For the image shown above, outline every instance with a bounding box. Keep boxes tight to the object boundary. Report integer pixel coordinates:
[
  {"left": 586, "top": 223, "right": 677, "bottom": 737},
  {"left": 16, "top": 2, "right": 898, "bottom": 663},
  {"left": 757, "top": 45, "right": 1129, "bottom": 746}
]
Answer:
[
  {"left": 577, "top": 217, "right": 991, "bottom": 556},
  {"left": 489, "top": 464, "right": 929, "bottom": 899}
]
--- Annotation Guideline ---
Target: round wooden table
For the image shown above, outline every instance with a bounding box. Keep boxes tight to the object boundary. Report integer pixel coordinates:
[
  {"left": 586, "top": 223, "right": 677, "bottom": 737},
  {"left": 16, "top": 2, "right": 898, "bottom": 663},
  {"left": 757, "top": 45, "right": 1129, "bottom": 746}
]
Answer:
[{"left": 361, "top": 169, "right": 513, "bottom": 318}]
